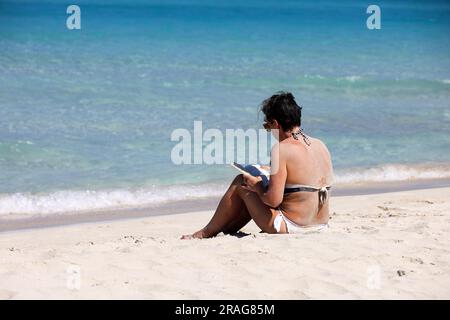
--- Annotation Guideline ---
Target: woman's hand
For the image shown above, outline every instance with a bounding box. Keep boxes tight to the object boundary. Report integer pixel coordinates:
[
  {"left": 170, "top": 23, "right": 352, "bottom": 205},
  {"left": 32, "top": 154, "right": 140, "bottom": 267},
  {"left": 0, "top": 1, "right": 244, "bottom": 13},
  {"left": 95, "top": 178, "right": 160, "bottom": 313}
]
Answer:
[{"left": 241, "top": 174, "right": 262, "bottom": 193}]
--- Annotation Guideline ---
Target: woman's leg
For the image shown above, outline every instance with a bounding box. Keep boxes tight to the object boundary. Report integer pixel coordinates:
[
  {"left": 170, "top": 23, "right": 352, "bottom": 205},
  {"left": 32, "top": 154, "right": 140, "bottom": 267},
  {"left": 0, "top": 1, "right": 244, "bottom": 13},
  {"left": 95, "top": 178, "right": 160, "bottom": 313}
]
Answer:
[
  {"left": 236, "top": 185, "right": 287, "bottom": 234},
  {"left": 222, "top": 206, "right": 251, "bottom": 234},
  {"left": 181, "top": 174, "right": 251, "bottom": 239},
  {"left": 181, "top": 174, "right": 287, "bottom": 239}
]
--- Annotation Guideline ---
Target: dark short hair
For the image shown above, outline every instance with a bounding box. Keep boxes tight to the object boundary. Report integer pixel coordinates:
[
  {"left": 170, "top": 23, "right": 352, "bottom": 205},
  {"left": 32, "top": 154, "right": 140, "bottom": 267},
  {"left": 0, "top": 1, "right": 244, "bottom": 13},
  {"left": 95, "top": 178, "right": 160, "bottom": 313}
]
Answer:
[{"left": 260, "top": 91, "right": 302, "bottom": 131}]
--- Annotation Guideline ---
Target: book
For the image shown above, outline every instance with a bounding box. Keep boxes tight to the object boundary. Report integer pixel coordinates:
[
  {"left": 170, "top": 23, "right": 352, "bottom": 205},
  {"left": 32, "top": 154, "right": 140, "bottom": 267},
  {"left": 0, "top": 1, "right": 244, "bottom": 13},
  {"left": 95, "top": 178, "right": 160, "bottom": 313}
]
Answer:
[{"left": 230, "top": 162, "right": 270, "bottom": 189}]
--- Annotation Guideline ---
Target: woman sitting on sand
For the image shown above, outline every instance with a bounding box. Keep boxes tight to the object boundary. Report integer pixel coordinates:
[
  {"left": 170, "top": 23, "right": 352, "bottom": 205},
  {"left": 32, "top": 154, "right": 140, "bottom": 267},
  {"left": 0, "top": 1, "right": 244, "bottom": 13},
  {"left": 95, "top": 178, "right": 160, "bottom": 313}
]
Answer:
[{"left": 182, "top": 91, "right": 333, "bottom": 239}]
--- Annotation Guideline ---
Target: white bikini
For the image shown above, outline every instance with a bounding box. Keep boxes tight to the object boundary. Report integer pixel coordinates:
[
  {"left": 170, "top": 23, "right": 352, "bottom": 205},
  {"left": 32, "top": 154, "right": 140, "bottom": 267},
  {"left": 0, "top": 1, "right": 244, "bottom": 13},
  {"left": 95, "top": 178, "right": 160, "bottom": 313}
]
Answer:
[
  {"left": 273, "top": 183, "right": 331, "bottom": 234},
  {"left": 273, "top": 211, "right": 329, "bottom": 234}
]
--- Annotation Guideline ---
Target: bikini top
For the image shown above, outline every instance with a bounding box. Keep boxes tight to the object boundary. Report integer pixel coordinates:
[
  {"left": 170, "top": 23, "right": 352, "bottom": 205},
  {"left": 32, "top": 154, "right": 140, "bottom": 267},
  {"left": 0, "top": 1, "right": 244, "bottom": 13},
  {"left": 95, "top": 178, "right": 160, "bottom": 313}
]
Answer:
[{"left": 284, "top": 184, "right": 332, "bottom": 206}]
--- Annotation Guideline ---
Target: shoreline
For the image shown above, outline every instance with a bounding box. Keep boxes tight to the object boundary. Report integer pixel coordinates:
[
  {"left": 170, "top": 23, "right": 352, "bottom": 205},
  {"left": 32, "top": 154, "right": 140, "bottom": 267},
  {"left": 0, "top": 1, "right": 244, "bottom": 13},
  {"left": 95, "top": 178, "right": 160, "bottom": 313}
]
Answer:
[{"left": 1, "top": 177, "right": 450, "bottom": 233}]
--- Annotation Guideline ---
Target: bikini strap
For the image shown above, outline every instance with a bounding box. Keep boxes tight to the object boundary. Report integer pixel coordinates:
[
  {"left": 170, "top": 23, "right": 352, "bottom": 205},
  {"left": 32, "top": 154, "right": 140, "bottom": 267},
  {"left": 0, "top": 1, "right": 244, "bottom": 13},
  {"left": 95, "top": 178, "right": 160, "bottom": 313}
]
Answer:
[{"left": 292, "top": 128, "right": 311, "bottom": 146}]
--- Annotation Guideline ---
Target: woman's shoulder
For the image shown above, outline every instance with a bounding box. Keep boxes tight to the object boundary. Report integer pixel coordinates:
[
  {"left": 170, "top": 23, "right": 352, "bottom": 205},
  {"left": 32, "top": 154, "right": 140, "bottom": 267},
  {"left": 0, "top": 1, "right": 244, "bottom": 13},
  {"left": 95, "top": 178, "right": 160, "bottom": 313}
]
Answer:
[{"left": 310, "top": 136, "right": 326, "bottom": 147}]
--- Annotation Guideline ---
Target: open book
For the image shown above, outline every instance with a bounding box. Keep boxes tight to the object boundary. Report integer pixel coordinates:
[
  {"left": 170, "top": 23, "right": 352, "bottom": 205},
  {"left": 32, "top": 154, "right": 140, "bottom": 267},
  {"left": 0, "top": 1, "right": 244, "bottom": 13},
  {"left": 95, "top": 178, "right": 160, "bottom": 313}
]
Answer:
[{"left": 230, "top": 162, "right": 270, "bottom": 189}]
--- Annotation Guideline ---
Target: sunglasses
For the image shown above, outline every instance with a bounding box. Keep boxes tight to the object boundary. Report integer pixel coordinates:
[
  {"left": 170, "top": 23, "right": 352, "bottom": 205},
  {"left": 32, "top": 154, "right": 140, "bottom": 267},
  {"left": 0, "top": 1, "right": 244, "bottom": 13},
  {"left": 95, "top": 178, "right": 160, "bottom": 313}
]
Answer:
[{"left": 263, "top": 118, "right": 273, "bottom": 132}]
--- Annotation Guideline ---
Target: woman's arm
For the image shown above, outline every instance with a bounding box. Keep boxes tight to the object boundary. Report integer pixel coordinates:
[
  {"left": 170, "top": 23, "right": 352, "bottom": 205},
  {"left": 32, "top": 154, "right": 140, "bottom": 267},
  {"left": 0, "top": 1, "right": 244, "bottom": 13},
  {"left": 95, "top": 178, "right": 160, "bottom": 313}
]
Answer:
[{"left": 242, "top": 143, "right": 287, "bottom": 208}]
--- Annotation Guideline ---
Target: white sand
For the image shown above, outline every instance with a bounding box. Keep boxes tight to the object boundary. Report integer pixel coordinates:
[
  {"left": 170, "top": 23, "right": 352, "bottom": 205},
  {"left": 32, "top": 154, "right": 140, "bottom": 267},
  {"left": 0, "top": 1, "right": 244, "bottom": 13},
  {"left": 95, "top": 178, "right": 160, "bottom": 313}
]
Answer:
[{"left": 1, "top": 187, "right": 450, "bottom": 299}]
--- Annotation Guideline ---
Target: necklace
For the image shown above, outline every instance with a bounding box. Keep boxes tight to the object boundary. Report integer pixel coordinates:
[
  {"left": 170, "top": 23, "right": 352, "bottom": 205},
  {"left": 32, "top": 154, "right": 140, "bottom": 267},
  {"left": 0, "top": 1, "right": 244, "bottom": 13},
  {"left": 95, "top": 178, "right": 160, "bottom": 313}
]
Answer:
[{"left": 292, "top": 128, "right": 311, "bottom": 146}]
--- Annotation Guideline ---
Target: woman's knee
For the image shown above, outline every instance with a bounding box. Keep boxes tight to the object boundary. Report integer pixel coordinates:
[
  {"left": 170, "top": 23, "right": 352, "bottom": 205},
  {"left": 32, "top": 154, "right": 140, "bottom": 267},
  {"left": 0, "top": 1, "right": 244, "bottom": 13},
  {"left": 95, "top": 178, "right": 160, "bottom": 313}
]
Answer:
[
  {"left": 231, "top": 174, "right": 252, "bottom": 198},
  {"left": 236, "top": 182, "right": 253, "bottom": 198},
  {"left": 231, "top": 174, "right": 244, "bottom": 186}
]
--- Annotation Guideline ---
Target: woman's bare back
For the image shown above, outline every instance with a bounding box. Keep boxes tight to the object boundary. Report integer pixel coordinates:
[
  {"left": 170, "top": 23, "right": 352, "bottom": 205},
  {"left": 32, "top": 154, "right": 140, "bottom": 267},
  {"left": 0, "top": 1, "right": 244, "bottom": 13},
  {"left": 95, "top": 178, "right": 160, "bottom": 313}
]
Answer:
[{"left": 279, "top": 136, "right": 333, "bottom": 225}]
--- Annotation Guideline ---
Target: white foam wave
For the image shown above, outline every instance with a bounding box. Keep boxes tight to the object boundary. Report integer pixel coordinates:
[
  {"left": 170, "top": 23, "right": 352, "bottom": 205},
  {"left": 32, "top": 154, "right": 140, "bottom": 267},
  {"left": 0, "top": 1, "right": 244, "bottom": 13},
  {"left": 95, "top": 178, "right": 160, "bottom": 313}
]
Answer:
[
  {"left": 0, "top": 183, "right": 226, "bottom": 218},
  {"left": 340, "top": 75, "right": 362, "bottom": 82},
  {"left": 335, "top": 163, "right": 450, "bottom": 184}
]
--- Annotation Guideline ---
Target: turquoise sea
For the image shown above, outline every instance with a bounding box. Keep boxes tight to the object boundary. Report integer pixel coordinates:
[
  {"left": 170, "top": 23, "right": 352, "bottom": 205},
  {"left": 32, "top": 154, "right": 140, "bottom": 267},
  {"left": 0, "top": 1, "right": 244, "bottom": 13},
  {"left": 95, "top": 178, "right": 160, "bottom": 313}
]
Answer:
[{"left": 0, "top": 0, "right": 449, "bottom": 216}]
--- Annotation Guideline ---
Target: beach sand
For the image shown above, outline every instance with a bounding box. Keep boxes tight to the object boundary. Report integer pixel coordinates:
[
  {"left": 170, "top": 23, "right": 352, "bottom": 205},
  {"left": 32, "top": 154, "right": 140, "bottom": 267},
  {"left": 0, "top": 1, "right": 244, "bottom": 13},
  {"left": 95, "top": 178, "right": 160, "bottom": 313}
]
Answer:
[{"left": 1, "top": 187, "right": 449, "bottom": 299}]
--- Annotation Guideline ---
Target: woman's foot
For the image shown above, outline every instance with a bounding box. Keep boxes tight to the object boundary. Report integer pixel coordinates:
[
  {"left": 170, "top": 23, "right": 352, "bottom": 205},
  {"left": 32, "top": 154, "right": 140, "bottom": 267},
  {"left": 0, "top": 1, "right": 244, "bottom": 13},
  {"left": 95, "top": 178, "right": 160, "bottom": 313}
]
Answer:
[{"left": 180, "top": 228, "right": 210, "bottom": 240}]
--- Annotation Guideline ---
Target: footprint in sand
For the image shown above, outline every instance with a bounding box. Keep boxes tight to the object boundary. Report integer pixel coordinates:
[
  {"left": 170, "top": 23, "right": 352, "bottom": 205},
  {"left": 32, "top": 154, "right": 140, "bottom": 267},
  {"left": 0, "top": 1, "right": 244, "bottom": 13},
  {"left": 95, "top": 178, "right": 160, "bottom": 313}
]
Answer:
[
  {"left": 42, "top": 249, "right": 58, "bottom": 259},
  {"left": 115, "top": 246, "right": 132, "bottom": 253},
  {"left": 402, "top": 222, "right": 428, "bottom": 233},
  {"left": 415, "top": 200, "right": 434, "bottom": 204},
  {"left": 402, "top": 256, "right": 424, "bottom": 264},
  {"left": 397, "top": 270, "right": 407, "bottom": 277}
]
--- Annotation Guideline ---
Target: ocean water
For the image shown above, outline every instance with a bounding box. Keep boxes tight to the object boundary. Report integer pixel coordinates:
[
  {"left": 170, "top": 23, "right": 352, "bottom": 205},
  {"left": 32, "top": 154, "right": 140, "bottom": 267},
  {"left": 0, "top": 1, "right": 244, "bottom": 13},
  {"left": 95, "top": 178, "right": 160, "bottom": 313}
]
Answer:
[{"left": 1, "top": 0, "right": 450, "bottom": 216}]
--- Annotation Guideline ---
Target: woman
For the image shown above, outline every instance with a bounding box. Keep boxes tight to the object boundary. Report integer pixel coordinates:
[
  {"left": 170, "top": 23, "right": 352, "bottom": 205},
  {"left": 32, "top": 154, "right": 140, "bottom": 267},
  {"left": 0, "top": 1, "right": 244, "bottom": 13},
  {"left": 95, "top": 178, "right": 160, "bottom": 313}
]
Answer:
[{"left": 181, "top": 91, "right": 333, "bottom": 239}]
